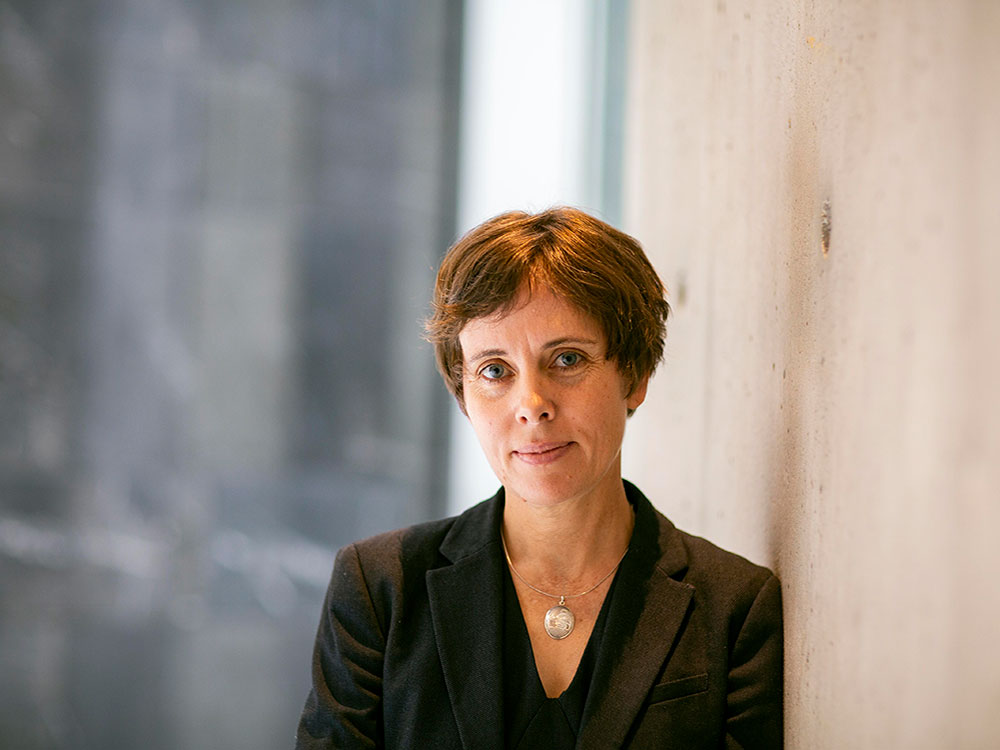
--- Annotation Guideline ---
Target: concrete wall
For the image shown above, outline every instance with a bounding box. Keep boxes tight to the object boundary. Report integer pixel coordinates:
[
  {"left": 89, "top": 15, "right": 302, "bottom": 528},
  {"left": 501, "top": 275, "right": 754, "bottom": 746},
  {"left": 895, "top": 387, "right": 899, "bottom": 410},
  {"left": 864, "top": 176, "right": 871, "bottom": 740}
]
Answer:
[{"left": 621, "top": 1, "right": 1000, "bottom": 747}]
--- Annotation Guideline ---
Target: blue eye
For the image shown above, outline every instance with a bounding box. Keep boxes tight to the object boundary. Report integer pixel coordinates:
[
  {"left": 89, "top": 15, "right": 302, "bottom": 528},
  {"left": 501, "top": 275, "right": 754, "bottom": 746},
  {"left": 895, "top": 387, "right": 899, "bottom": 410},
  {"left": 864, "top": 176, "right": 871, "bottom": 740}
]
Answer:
[
  {"left": 481, "top": 363, "right": 507, "bottom": 380},
  {"left": 556, "top": 351, "right": 581, "bottom": 368}
]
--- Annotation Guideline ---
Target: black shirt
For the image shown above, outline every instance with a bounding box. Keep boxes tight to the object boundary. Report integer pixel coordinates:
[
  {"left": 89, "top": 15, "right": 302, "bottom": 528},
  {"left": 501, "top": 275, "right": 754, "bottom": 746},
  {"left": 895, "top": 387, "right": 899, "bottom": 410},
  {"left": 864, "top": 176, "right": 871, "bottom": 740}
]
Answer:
[{"left": 501, "top": 564, "right": 619, "bottom": 749}]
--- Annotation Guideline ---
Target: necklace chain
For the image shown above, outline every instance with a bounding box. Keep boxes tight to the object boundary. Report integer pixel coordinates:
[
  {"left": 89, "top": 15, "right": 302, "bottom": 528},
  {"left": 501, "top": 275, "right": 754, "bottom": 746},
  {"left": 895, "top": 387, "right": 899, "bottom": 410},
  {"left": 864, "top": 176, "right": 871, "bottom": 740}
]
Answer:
[{"left": 499, "top": 529, "right": 629, "bottom": 603}]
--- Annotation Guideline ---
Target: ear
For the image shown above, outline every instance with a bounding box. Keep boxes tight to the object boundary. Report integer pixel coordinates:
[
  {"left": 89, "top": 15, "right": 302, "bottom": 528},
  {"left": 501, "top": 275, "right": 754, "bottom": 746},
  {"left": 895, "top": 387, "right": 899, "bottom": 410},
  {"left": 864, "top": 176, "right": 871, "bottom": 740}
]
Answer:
[{"left": 625, "top": 374, "right": 649, "bottom": 412}]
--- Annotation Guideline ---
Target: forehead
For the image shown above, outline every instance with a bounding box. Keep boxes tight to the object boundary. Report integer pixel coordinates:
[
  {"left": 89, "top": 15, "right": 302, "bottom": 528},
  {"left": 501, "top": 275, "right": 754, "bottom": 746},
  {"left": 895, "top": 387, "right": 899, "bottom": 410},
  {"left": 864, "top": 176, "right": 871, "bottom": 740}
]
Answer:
[{"left": 458, "top": 285, "right": 604, "bottom": 356}]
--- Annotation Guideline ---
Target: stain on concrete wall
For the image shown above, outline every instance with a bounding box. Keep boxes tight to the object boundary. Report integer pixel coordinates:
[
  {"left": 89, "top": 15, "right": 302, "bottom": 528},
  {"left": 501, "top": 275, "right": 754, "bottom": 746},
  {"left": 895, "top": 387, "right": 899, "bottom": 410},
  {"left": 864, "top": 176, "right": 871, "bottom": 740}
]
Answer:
[{"left": 622, "top": 1, "right": 1000, "bottom": 747}]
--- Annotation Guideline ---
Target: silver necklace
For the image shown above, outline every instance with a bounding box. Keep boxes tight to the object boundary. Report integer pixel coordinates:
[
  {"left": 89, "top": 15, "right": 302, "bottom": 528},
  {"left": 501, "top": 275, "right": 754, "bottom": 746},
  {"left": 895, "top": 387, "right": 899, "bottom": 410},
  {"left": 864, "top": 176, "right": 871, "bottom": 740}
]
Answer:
[{"left": 500, "top": 530, "right": 629, "bottom": 640}]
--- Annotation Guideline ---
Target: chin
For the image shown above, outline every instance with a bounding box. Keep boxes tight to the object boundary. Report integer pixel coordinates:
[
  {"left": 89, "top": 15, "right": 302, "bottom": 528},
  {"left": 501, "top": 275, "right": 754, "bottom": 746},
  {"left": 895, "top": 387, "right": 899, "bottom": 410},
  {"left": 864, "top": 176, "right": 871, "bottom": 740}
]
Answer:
[{"left": 506, "top": 477, "right": 589, "bottom": 507}]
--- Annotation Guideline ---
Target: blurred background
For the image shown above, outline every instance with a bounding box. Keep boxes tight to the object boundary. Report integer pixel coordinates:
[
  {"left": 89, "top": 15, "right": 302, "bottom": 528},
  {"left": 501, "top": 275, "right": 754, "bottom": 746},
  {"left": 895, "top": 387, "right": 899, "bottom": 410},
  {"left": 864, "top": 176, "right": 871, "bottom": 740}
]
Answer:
[
  {"left": 0, "top": 1, "right": 626, "bottom": 747},
  {"left": 3, "top": 1, "right": 999, "bottom": 749}
]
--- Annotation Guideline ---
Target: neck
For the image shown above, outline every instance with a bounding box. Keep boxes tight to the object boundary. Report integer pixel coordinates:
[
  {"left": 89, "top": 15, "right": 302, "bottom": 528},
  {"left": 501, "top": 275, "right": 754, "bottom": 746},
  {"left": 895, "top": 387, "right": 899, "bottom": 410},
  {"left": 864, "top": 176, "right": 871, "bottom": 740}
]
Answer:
[{"left": 501, "top": 476, "right": 634, "bottom": 592}]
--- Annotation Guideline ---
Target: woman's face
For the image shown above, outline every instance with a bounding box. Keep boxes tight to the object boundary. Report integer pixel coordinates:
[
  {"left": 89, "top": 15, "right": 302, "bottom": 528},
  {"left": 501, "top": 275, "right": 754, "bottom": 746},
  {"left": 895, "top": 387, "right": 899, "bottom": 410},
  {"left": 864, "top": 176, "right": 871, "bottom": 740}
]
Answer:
[{"left": 458, "top": 283, "right": 647, "bottom": 509}]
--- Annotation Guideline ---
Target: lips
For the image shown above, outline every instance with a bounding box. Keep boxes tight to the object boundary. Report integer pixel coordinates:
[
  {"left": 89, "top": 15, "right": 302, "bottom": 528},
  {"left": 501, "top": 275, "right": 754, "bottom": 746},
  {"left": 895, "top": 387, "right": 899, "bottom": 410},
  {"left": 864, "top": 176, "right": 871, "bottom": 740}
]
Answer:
[{"left": 512, "top": 442, "right": 572, "bottom": 465}]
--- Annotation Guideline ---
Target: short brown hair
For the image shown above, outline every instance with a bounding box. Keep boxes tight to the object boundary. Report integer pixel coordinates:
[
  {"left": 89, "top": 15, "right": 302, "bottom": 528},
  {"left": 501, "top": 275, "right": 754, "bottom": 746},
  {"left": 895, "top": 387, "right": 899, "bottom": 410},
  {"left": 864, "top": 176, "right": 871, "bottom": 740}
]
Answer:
[{"left": 426, "top": 207, "right": 670, "bottom": 411}]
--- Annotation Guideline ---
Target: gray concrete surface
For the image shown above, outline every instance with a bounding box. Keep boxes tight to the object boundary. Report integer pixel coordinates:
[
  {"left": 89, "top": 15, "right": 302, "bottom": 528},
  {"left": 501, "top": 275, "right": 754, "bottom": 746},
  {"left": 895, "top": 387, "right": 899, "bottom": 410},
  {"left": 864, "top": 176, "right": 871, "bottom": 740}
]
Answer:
[{"left": 622, "top": 1, "right": 1000, "bottom": 746}]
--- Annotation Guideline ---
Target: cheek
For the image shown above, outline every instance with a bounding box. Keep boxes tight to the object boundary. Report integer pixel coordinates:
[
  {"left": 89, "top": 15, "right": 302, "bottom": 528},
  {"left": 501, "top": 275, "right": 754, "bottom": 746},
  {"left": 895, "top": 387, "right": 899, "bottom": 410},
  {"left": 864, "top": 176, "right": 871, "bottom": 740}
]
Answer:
[
  {"left": 591, "top": 395, "right": 630, "bottom": 442},
  {"left": 466, "top": 402, "right": 502, "bottom": 445}
]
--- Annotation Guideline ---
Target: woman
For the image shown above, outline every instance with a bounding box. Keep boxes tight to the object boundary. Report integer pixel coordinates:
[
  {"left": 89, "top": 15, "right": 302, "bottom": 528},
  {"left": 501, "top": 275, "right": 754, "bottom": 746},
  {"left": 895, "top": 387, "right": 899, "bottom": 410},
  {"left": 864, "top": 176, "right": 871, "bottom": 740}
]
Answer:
[{"left": 296, "top": 208, "right": 783, "bottom": 749}]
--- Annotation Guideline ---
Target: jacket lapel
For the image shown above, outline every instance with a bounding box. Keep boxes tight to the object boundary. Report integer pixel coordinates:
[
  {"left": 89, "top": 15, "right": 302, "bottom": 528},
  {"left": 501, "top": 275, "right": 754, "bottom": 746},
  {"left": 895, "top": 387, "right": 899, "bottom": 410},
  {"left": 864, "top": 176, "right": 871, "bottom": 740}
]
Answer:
[
  {"left": 578, "top": 486, "right": 694, "bottom": 750},
  {"left": 426, "top": 491, "right": 505, "bottom": 750}
]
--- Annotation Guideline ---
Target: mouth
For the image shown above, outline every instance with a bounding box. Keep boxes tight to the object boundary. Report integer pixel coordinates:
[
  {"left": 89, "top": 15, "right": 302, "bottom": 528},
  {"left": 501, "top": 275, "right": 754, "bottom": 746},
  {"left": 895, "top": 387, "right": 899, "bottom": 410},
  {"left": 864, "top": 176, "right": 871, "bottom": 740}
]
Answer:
[{"left": 512, "top": 442, "right": 572, "bottom": 465}]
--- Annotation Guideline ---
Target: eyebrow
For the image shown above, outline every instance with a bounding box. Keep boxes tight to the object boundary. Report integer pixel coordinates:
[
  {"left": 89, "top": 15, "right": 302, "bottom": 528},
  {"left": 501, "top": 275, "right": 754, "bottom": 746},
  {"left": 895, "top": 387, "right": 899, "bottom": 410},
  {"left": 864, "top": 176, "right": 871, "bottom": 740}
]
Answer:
[{"left": 464, "top": 337, "right": 600, "bottom": 364}]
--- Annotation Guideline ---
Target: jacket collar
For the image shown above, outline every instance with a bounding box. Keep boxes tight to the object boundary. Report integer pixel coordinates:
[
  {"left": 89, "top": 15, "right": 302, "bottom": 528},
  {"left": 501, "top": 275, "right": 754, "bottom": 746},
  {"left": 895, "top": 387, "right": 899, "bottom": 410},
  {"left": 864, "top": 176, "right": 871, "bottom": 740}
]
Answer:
[
  {"left": 578, "top": 481, "right": 695, "bottom": 749},
  {"left": 426, "top": 489, "right": 506, "bottom": 749},
  {"left": 426, "top": 482, "right": 694, "bottom": 750}
]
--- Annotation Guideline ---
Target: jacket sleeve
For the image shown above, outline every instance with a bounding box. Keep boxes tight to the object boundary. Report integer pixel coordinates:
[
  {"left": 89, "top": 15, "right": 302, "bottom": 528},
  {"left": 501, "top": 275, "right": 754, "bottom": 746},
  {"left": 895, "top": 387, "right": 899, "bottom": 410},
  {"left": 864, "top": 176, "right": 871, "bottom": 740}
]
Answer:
[
  {"left": 296, "top": 543, "right": 386, "bottom": 749},
  {"left": 725, "top": 573, "right": 784, "bottom": 749}
]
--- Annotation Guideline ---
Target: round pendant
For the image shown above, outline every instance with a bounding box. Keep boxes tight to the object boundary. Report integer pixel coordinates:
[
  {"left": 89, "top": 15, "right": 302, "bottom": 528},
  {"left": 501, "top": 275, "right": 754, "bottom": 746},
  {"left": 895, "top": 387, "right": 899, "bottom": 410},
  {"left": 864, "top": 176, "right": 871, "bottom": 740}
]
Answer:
[{"left": 543, "top": 604, "right": 575, "bottom": 640}]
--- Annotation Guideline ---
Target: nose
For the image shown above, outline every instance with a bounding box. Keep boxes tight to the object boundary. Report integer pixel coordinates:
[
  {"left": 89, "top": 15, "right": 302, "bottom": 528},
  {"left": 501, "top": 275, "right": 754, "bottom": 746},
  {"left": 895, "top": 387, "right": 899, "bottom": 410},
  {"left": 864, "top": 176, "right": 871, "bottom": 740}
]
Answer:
[{"left": 514, "top": 375, "right": 554, "bottom": 424}]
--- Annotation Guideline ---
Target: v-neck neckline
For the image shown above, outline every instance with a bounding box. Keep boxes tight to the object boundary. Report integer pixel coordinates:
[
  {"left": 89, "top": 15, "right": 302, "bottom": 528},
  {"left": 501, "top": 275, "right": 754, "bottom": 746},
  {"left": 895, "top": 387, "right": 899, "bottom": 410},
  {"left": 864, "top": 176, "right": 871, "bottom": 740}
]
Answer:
[{"left": 501, "top": 563, "right": 620, "bottom": 748}]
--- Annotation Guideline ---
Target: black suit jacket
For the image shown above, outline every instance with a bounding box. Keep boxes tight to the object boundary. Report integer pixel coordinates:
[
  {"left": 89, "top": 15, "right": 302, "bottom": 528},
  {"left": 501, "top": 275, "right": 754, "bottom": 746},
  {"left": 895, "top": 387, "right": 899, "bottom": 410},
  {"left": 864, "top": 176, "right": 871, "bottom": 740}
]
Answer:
[{"left": 296, "top": 482, "right": 782, "bottom": 749}]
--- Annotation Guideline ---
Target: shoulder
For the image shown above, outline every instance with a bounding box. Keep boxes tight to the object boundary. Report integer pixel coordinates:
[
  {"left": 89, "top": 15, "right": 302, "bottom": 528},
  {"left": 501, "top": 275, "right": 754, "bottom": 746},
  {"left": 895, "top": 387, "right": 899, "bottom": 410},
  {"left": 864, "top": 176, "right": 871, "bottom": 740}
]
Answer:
[
  {"left": 326, "top": 494, "right": 500, "bottom": 638},
  {"left": 656, "top": 517, "right": 782, "bottom": 652},
  {"left": 669, "top": 523, "right": 775, "bottom": 592},
  {"left": 342, "top": 516, "right": 450, "bottom": 575},
  {"left": 337, "top": 492, "right": 501, "bottom": 589},
  {"left": 627, "top": 481, "right": 779, "bottom": 621}
]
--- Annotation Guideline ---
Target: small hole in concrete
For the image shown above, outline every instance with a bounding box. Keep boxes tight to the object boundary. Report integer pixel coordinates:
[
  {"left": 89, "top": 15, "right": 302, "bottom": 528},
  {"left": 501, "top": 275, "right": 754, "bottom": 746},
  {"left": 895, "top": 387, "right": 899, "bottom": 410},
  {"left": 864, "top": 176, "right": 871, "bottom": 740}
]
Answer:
[
  {"left": 821, "top": 199, "right": 832, "bottom": 256},
  {"left": 675, "top": 271, "right": 688, "bottom": 308}
]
